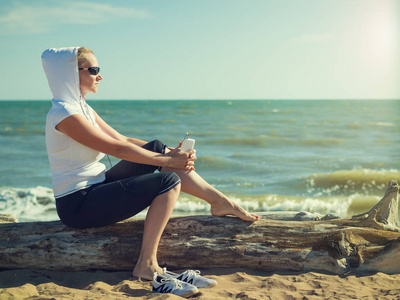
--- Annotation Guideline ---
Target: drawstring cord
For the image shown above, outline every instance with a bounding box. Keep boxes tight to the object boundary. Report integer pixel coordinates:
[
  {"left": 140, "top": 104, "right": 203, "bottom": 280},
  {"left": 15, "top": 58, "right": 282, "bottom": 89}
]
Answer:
[{"left": 79, "top": 96, "right": 113, "bottom": 168}]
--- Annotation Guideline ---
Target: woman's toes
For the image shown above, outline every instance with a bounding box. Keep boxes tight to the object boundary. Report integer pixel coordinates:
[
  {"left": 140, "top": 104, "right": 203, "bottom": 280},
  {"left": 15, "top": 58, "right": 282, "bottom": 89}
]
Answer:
[{"left": 211, "top": 200, "right": 258, "bottom": 222}]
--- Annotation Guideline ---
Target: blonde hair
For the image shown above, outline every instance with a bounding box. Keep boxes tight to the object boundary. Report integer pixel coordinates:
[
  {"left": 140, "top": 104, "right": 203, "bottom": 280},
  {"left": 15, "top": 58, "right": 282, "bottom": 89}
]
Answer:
[{"left": 77, "top": 47, "right": 94, "bottom": 68}]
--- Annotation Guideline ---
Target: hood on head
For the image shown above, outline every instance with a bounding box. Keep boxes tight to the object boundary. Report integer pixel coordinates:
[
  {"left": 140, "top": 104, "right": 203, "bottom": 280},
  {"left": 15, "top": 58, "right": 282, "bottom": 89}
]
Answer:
[{"left": 42, "top": 47, "right": 81, "bottom": 104}]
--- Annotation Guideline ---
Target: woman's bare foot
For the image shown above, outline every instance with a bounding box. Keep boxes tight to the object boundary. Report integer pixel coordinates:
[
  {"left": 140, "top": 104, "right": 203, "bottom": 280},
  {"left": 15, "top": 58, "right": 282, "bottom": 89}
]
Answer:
[
  {"left": 210, "top": 198, "right": 259, "bottom": 222},
  {"left": 132, "top": 261, "right": 162, "bottom": 281}
]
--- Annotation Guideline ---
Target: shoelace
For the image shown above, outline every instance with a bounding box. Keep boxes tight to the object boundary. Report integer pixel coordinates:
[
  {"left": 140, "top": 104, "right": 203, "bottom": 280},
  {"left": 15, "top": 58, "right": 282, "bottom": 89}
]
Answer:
[
  {"left": 184, "top": 270, "right": 201, "bottom": 278},
  {"left": 160, "top": 277, "right": 182, "bottom": 289}
]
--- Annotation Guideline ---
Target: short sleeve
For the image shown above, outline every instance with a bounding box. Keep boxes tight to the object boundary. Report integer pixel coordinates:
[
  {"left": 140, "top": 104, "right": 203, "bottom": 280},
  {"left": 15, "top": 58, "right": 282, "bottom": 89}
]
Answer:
[{"left": 48, "top": 100, "right": 84, "bottom": 128}]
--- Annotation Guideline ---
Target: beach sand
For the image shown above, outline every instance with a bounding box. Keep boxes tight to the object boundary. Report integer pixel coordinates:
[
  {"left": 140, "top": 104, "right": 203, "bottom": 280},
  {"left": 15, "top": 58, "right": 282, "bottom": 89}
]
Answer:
[{"left": 1, "top": 268, "right": 400, "bottom": 299}]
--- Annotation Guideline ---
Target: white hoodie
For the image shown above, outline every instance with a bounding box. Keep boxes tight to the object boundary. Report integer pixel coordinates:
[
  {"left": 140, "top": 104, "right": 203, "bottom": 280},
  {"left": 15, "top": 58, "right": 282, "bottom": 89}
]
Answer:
[{"left": 42, "top": 47, "right": 105, "bottom": 198}]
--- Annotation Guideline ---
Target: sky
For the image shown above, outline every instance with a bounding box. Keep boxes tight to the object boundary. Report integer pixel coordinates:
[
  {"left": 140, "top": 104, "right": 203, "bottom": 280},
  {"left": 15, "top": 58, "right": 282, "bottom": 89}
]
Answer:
[{"left": 0, "top": 0, "right": 399, "bottom": 100}]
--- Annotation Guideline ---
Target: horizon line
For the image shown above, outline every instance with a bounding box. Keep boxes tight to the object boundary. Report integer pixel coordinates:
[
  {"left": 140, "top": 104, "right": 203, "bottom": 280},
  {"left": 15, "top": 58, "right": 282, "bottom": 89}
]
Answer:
[{"left": 1, "top": 98, "right": 399, "bottom": 101}]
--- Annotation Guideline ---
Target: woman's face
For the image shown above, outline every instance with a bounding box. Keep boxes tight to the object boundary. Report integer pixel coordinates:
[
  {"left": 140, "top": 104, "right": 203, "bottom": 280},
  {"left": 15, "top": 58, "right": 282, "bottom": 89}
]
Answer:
[{"left": 79, "top": 53, "right": 102, "bottom": 97}]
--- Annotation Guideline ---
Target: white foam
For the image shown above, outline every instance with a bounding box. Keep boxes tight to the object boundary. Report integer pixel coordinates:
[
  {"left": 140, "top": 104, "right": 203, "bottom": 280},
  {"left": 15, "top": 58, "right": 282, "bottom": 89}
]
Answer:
[
  {"left": 0, "top": 186, "right": 389, "bottom": 223},
  {"left": 0, "top": 186, "right": 57, "bottom": 222},
  {"left": 306, "top": 168, "right": 400, "bottom": 195}
]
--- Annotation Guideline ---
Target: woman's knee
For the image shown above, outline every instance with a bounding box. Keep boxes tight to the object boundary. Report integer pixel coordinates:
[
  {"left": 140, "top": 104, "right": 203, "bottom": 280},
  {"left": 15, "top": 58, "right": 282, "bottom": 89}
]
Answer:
[
  {"left": 171, "top": 181, "right": 181, "bottom": 193},
  {"left": 142, "top": 139, "right": 165, "bottom": 153},
  {"left": 161, "top": 171, "right": 180, "bottom": 185},
  {"left": 158, "top": 172, "right": 181, "bottom": 198},
  {"left": 164, "top": 182, "right": 181, "bottom": 205}
]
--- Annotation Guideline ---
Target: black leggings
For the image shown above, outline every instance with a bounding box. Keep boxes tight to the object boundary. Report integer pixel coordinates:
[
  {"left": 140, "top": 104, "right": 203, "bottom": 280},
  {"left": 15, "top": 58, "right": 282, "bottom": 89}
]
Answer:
[{"left": 55, "top": 140, "right": 181, "bottom": 229}]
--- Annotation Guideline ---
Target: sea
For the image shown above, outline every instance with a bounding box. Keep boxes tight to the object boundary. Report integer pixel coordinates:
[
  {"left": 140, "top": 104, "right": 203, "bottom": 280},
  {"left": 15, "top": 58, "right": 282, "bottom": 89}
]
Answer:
[{"left": 1, "top": 100, "right": 399, "bottom": 222}]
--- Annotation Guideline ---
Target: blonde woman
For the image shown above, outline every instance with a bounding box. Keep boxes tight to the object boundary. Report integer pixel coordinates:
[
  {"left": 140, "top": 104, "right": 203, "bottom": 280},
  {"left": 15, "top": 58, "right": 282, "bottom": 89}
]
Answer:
[{"left": 42, "top": 47, "right": 259, "bottom": 296}]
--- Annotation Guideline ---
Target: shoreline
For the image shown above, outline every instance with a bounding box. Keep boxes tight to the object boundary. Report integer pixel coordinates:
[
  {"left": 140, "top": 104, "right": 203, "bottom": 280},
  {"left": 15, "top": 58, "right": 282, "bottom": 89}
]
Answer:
[{"left": 1, "top": 267, "right": 400, "bottom": 299}]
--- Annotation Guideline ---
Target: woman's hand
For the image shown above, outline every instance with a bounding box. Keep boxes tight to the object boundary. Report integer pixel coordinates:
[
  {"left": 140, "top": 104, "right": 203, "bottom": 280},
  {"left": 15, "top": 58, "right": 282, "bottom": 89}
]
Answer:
[{"left": 165, "top": 143, "right": 196, "bottom": 171}]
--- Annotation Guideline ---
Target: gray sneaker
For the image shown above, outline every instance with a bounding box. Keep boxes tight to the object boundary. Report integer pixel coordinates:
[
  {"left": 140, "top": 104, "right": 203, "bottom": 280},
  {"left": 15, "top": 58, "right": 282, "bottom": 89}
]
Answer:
[
  {"left": 162, "top": 267, "right": 218, "bottom": 288},
  {"left": 152, "top": 272, "right": 199, "bottom": 298}
]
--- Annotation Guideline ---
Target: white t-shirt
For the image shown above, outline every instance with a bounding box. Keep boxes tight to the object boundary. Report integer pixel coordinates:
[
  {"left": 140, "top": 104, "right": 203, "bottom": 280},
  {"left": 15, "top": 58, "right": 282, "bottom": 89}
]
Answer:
[{"left": 46, "top": 100, "right": 106, "bottom": 197}]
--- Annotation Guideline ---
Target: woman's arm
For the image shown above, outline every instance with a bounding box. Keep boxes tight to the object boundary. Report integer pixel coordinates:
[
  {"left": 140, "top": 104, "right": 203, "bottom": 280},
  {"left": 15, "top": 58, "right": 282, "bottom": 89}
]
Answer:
[
  {"left": 56, "top": 114, "right": 195, "bottom": 170},
  {"left": 93, "top": 111, "right": 147, "bottom": 147}
]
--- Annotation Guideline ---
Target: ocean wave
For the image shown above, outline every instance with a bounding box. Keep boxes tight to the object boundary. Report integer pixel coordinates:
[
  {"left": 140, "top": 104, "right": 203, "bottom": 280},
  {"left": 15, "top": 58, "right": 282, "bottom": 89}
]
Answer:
[
  {"left": 0, "top": 186, "right": 57, "bottom": 222},
  {"left": 196, "top": 156, "right": 235, "bottom": 170},
  {"left": 215, "top": 138, "right": 268, "bottom": 146},
  {"left": 368, "top": 122, "right": 396, "bottom": 127},
  {"left": 0, "top": 185, "right": 394, "bottom": 222},
  {"left": 306, "top": 169, "right": 400, "bottom": 195},
  {"left": 174, "top": 192, "right": 388, "bottom": 219},
  {"left": 301, "top": 138, "right": 342, "bottom": 146},
  {"left": 212, "top": 136, "right": 343, "bottom": 147}
]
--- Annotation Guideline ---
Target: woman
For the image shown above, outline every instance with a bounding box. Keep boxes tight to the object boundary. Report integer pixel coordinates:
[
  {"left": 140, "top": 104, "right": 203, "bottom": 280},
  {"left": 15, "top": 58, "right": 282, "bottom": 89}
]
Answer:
[{"left": 42, "top": 47, "right": 259, "bottom": 284}]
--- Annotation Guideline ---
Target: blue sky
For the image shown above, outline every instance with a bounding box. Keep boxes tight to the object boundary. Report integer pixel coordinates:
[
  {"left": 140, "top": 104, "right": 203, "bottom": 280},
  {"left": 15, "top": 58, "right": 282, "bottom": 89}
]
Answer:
[{"left": 0, "top": 0, "right": 399, "bottom": 100}]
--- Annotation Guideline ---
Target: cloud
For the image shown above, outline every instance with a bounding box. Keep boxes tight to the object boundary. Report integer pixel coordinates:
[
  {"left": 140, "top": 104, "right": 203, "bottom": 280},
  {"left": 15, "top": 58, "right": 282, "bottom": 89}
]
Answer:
[{"left": 0, "top": 1, "right": 149, "bottom": 34}]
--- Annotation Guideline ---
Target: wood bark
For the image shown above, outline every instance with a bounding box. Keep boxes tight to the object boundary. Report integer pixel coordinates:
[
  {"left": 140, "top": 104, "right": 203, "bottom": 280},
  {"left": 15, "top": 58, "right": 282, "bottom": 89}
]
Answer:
[
  {"left": 0, "top": 181, "right": 399, "bottom": 275},
  {"left": 351, "top": 180, "right": 399, "bottom": 232}
]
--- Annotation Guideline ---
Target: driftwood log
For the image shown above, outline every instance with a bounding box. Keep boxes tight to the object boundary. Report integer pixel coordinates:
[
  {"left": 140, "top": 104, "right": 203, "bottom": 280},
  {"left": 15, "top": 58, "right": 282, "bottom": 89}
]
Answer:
[
  {"left": 352, "top": 180, "right": 399, "bottom": 232},
  {"left": 0, "top": 181, "right": 399, "bottom": 275}
]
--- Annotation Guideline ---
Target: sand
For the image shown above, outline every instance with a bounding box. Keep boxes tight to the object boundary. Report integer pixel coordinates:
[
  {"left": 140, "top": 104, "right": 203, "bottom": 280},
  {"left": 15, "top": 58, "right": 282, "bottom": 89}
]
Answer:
[{"left": 1, "top": 268, "right": 400, "bottom": 299}]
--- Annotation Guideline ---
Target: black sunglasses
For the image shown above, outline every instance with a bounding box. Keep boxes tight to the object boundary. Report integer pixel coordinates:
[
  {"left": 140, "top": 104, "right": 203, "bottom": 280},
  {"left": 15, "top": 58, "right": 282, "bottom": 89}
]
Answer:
[{"left": 78, "top": 67, "right": 100, "bottom": 76}]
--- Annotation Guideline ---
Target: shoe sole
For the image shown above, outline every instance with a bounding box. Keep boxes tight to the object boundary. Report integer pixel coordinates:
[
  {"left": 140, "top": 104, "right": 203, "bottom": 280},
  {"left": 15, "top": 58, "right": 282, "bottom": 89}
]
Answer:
[
  {"left": 180, "top": 288, "right": 200, "bottom": 298},
  {"left": 197, "top": 281, "right": 218, "bottom": 289},
  {"left": 153, "top": 288, "right": 199, "bottom": 298}
]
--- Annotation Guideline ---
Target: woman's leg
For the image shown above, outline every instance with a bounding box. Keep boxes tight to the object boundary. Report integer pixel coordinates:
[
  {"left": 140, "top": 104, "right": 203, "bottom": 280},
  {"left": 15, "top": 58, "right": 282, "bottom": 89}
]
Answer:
[
  {"left": 105, "top": 139, "right": 165, "bottom": 182},
  {"left": 57, "top": 172, "right": 181, "bottom": 281},
  {"left": 132, "top": 183, "right": 181, "bottom": 280},
  {"left": 161, "top": 168, "right": 258, "bottom": 222},
  {"left": 58, "top": 172, "right": 181, "bottom": 228}
]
